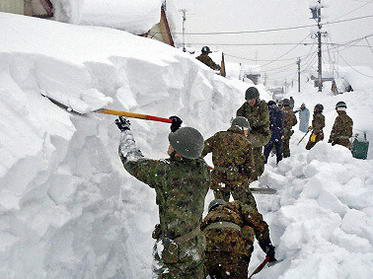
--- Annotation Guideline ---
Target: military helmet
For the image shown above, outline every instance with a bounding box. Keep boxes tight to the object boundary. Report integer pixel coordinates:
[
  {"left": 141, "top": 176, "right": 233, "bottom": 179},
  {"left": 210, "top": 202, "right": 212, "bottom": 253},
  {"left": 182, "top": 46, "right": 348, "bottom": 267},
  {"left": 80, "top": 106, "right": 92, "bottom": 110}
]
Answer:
[
  {"left": 231, "top": 116, "right": 251, "bottom": 130},
  {"left": 201, "top": 46, "right": 212, "bottom": 54},
  {"left": 208, "top": 199, "right": 226, "bottom": 212},
  {"left": 282, "top": 98, "right": 290, "bottom": 106},
  {"left": 336, "top": 101, "right": 347, "bottom": 109},
  {"left": 314, "top": 104, "right": 324, "bottom": 112},
  {"left": 267, "top": 100, "right": 276, "bottom": 107},
  {"left": 245, "top": 87, "right": 260, "bottom": 100},
  {"left": 168, "top": 127, "right": 204, "bottom": 159}
]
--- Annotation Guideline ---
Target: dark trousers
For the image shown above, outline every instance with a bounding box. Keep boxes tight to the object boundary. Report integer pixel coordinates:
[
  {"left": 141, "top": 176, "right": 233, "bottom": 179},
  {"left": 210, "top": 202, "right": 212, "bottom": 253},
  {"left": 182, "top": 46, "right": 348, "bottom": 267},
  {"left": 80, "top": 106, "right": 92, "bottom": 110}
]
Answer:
[{"left": 264, "top": 139, "right": 283, "bottom": 164}]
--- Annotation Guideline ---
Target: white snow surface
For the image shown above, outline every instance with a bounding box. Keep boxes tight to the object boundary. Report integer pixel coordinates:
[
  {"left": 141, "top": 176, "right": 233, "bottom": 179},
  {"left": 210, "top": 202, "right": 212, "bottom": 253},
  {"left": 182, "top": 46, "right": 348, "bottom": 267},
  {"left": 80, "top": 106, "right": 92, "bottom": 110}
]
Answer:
[
  {"left": 1, "top": 12, "right": 373, "bottom": 279},
  {"left": 51, "top": 0, "right": 163, "bottom": 34}
]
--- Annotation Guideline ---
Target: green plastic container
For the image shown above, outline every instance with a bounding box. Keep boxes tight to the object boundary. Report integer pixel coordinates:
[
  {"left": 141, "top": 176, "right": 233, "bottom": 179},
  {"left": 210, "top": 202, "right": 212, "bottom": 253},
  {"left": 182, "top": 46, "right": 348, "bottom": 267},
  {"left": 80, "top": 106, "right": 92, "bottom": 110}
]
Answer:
[{"left": 352, "top": 132, "right": 369, "bottom": 160}]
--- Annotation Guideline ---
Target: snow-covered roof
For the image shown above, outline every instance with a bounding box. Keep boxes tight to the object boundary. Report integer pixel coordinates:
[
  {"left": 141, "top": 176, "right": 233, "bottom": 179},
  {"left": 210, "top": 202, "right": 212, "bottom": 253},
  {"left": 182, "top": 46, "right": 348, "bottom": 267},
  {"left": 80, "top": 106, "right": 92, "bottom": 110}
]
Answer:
[{"left": 51, "top": 0, "right": 163, "bottom": 34}]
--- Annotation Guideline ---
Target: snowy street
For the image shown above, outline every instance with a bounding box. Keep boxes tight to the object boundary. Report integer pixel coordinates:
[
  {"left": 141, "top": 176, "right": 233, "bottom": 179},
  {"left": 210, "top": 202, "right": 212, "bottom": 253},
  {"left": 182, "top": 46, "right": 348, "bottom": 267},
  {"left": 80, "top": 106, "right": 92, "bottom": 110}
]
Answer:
[{"left": 1, "top": 2, "right": 373, "bottom": 278}]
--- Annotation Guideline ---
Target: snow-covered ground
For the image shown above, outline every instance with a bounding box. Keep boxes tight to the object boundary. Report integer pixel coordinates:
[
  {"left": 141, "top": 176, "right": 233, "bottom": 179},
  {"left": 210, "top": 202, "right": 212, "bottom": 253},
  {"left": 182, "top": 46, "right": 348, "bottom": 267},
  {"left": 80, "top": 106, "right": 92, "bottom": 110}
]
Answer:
[{"left": 1, "top": 12, "right": 372, "bottom": 279}]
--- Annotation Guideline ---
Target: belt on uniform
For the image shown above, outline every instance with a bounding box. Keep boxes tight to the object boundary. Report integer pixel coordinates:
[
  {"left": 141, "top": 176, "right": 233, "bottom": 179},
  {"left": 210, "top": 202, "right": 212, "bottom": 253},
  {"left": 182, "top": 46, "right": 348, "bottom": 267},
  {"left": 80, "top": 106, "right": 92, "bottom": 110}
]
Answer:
[
  {"left": 335, "top": 136, "right": 351, "bottom": 140},
  {"left": 172, "top": 226, "right": 202, "bottom": 243},
  {"left": 203, "top": 221, "right": 241, "bottom": 232}
]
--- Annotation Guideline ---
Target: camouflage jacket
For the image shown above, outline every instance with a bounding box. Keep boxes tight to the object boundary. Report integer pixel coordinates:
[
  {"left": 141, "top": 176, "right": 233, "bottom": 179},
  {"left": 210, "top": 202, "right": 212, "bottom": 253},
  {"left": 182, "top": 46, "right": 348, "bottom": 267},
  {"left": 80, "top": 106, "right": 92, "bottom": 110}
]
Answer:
[
  {"left": 329, "top": 111, "right": 353, "bottom": 142},
  {"left": 282, "top": 107, "right": 298, "bottom": 134},
  {"left": 201, "top": 126, "right": 255, "bottom": 179},
  {"left": 118, "top": 130, "right": 210, "bottom": 240},
  {"left": 196, "top": 54, "right": 221, "bottom": 71},
  {"left": 236, "top": 100, "right": 271, "bottom": 147},
  {"left": 311, "top": 112, "right": 325, "bottom": 135},
  {"left": 201, "top": 201, "right": 272, "bottom": 255}
]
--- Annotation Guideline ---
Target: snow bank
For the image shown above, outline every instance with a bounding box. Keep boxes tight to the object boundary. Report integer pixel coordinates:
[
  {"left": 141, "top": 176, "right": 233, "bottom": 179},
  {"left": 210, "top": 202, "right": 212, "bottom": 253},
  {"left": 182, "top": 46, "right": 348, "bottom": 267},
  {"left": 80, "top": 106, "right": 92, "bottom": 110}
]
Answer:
[
  {"left": 51, "top": 0, "right": 163, "bottom": 34},
  {"left": 0, "top": 13, "right": 248, "bottom": 278},
  {"left": 255, "top": 142, "right": 373, "bottom": 279}
]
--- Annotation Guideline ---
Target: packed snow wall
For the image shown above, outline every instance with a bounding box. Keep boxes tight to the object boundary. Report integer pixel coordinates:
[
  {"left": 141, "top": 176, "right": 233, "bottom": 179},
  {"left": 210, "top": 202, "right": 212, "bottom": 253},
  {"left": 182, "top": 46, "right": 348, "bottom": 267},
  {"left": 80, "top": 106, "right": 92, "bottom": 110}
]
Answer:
[{"left": 0, "top": 13, "right": 250, "bottom": 278}]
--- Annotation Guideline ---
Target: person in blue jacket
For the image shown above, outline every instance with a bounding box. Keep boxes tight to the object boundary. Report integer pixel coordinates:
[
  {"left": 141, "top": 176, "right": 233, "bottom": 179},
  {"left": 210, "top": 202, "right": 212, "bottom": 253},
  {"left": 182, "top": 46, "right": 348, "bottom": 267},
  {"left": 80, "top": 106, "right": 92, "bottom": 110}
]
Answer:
[
  {"left": 294, "top": 103, "right": 310, "bottom": 133},
  {"left": 264, "top": 101, "right": 283, "bottom": 164}
]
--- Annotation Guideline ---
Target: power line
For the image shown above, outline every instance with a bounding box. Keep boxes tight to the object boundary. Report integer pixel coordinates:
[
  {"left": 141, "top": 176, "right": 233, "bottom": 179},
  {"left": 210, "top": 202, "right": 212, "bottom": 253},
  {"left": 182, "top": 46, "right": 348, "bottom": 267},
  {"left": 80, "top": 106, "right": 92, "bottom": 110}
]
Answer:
[
  {"left": 187, "top": 42, "right": 372, "bottom": 47},
  {"left": 258, "top": 34, "right": 311, "bottom": 68},
  {"left": 333, "top": 2, "right": 371, "bottom": 21},
  {"left": 338, "top": 54, "right": 373, "bottom": 78},
  {"left": 169, "top": 14, "right": 373, "bottom": 36}
]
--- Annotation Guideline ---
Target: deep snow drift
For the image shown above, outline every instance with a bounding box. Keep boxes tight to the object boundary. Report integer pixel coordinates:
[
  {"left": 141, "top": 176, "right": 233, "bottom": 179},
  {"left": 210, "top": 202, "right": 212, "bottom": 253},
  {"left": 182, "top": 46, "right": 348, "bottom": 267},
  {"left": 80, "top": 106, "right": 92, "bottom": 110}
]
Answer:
[
  {"left": 1, "top": 12, "right": 373, "bottom": 279},
  {"left": 51, "top": 0, "right": 163, "bottom": 34}
]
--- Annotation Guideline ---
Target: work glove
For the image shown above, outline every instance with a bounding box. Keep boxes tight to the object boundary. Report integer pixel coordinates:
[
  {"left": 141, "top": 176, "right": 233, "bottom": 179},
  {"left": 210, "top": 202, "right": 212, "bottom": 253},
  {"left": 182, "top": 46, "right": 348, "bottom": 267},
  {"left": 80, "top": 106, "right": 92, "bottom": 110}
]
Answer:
[
  {"left": 310, "top": 133, "right": 317, "bottom": 143},
  {"left": 115, "top": 116, "right": 131, "bottom": 132},
  {"left": 169, "top": 115, "right": 183, "bottom": 132},
  {"left": 265, "top": 244, "right": 277, "bottom": 263}
]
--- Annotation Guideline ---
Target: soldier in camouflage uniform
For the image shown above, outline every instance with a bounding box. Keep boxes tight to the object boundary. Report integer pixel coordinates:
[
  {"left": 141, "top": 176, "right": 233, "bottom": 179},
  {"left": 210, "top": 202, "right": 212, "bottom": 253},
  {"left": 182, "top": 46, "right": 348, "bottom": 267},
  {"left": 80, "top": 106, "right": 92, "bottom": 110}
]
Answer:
[
  {"left": 116, "top": 116, "right": 210, "bottom": 279},
  {"left": 305, "top": 104, "right": 325, "bottom": 150},
  {"left": 201, "top": 117, "right": 257, "bottom": 208},
  {"left": 236, "top": 87, "right": 271, "bottom": 180},
  {"left": 328, "top": 101, "right": 353, "bottom": 149},
  {"left": 201, "top": 199, "right": 276, "bottom": 279},
  {"left": 281, "top": 98, "right": 298, "bottom": 158},
  {"left": 196, "top": 46, "right": 221, "bottom": 71}
]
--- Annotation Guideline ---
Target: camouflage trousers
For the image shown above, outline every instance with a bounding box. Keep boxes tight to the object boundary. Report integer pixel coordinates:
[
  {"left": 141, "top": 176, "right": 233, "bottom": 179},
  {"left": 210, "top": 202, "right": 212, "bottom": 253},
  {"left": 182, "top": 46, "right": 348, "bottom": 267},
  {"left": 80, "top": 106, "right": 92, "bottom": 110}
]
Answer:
[
  {"left": 305, "top": 131, "right": 324, "bottom": 150},
  {"left": 332, "top": 138, "right": 352, "bottom": 150},
  {"left": 252, "top": 147, "right": 265, "bottom": 180},
  {"left": 205, "top": 251, "right": 251, "bottom": 279},
  {"left": 152, "top": 231, "right": 206, "bottom": 279},
  {"left": 211, "top": 172, "right": 257, "bottom": 208},
  {"left": 282, "top": 130, "right": 294, "bottom": 158}
]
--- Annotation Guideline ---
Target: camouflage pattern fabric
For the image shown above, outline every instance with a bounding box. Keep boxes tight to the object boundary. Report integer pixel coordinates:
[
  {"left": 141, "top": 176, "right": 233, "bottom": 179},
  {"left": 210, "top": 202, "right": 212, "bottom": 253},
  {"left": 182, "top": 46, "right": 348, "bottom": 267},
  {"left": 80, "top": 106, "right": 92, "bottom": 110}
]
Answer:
[
  {"left": 282, "top": 107, "right": 298, "bottom": 158},
  {"left": 329, "top": 111, "right": 353, "bottom": 149},
  {"left": 201, "top": 127, "right": 256, "bottom": 208},
  {"left": 236, "top": 100, "right": 270, "bottom": 179},
  {"left": 201, "top": 201, "right": 273, "bottom": 279},
  {"left": 118, "top": 130, "right": 210, "bottom": 279},
  {"left": 196, "top": 54, "right": 221, "bottom": 71},
  {"left": 305, "top": 112, "right": 325, "bottom": 150}
]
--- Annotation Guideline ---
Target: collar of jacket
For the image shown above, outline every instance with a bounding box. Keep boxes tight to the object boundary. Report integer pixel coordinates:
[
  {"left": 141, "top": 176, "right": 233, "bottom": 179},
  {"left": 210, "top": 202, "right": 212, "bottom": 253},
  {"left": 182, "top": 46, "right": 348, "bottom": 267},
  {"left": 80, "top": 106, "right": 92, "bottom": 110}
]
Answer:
[{"left": 227, "top": 126, "right": 245, "bottom": 135}]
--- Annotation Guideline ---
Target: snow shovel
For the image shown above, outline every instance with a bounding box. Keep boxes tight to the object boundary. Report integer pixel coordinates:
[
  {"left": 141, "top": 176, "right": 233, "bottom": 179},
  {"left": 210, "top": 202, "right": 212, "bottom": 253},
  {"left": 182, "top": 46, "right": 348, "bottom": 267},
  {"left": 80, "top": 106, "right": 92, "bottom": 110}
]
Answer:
[
  {"left": 297, "top": 130, "right": 310, "bottom": 145},
  {"left": 248, "top": 256, "right": 271, "bottom": 278},
  {"left": 250, "top": 187, "right": 277, "bottom": 195},
  {"left": 41, "top": 91, "right": 172, "bottom": 124}
]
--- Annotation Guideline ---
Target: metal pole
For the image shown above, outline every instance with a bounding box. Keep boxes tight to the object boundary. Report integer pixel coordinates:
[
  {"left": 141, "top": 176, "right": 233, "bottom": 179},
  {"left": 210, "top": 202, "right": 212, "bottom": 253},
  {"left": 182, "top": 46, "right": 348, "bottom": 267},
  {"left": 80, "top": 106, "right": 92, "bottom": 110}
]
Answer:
[
  {"left": 317, "top": 0, "right": 323, "bottom": 92},
  {"left": 180, "top": 9, "right": 187, "bottom": 52},
  {"left": 297, "top": 57, "right": 301, "bottom": 93}
]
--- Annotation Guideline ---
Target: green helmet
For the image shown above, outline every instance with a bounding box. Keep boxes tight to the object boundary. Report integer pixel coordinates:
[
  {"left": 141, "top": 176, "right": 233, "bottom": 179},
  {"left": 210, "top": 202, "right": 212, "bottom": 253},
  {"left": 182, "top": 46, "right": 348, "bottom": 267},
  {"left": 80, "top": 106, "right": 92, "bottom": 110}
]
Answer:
[
  {"left": 231, "top": 116, "right": 251, "bottom": 130},
  {"left": 208, "top": 199, "right": 226, "bottom": 212},
  {"left": 245, "top": 87, "right": 260, "bottom": 100},
  {"left": 282, "top": 98, "right": 290, "bottom": 106},
  {"left": 336, "top": 101, "right": 347, "bottom": 109},
  {"left": 168, "top": 127, "right": 204, "bottom": 159},
  {"left": 314, "top": 104, "right": 324, "bottom": 112}
]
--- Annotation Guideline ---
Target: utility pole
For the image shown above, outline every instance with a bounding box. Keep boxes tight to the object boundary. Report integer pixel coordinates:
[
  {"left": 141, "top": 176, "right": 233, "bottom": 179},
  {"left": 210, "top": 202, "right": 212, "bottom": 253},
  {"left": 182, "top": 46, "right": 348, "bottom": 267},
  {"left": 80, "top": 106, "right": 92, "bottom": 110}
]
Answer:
[
  {"left": 310, "top": 1, "right": 323, "bottom": 92},
  {"left": 297, "top": 57, "right": 301, "bottom": 93},
  {"left": 180, "top": 9, "right": 187, "bottom": 52},
  {"left": 317, "top": 0, "right": 323, "bottom": 92}
]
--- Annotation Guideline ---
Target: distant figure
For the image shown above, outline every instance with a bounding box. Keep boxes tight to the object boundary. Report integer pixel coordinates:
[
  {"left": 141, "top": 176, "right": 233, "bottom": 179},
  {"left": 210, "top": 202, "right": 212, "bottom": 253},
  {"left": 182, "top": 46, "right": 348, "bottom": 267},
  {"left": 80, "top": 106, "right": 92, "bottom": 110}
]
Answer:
[
  {"left": 201, "top": 199, "right": 276, "bottom": 279},
  {"left": 295, "top": 103, "right": 310, "bottom": 133},
  {"left": 196, "top": 46, "right": 221, "bottom": 71},
  {"left": 237, "top": 87, "right": 271, "bottom": 180},
  {"left": 328, "top": 101, "right": 353, "bottom": 149},
  {"left": 305, "top": 104, "right": 325, "bottom": 150},
  {"left": 264, "top": 101, "right": 283, "bottom": 164},
  {"left": 281, "top": 98, "right": 297, "bottom": 158},
  {"left": 289, "top": 96, "right": 295, "bottom": 109}
]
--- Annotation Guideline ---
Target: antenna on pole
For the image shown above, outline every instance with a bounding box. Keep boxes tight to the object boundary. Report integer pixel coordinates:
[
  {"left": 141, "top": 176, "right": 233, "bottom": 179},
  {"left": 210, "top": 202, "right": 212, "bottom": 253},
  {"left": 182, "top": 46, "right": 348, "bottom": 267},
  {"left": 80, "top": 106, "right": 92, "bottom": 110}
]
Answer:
[{"left": 179, "top": 9, "right": 187, "bottom": 52}]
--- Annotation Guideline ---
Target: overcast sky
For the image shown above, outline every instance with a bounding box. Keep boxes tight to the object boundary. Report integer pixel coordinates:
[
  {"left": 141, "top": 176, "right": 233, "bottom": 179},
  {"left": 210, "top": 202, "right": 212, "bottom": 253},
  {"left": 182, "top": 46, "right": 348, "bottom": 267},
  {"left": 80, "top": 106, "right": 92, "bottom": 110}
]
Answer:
[{"left": 170, "top": 0, "right": 373, "bottom": 83}]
